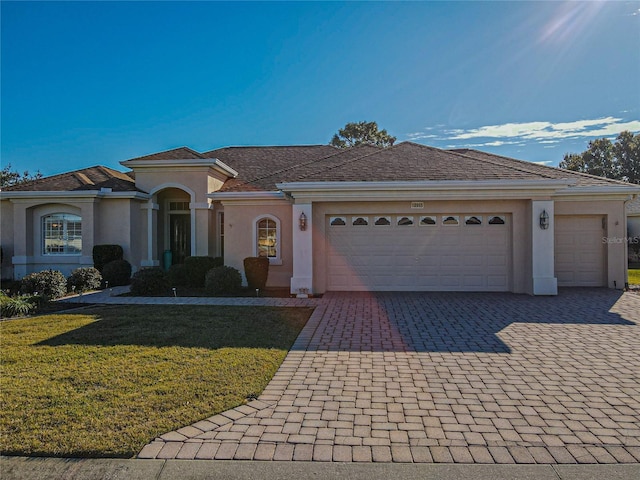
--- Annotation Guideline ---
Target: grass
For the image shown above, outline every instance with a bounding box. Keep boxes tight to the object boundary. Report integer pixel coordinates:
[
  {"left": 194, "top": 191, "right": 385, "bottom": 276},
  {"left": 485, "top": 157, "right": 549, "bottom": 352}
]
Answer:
[
  {"left": 0, "top": 304, "right": 312, "bottom": 458},
  {"left": 629, "top": 268, "right": 640, "bottom": 285}
]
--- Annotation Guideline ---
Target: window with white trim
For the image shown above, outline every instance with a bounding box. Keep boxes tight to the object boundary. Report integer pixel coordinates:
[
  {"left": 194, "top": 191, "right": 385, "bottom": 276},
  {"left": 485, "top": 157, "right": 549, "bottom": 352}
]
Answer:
[
  {"left": 256, "top": 216, "right": 280, "bottom": 262},
  {"left": 43, "top": 213, "right": 82, "bottom": 255}
]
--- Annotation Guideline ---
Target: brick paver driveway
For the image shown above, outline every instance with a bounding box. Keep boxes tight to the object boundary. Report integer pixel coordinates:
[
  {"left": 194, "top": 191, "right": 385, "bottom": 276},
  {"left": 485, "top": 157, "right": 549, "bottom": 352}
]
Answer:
[{"left": 140, "top": 289, "right": 640, "bottom": 464}]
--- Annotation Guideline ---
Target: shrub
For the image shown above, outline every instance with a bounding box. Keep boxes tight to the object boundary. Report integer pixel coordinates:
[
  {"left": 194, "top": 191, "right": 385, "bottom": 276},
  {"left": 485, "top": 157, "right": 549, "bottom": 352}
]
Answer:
[
  {"left": 205, "top": 266, "right": 242, "bottom": 295},
  {"left": 243, "top": 257, "right": 269, "bottom": 290},
  {"left": 0, "top": 292, "right": 39, "bottom": 318},
  {"left": 92, "top": 245, "right": 124, "bottom": 272},
  {"left": 21, "top": 270, "right": 67, "bottom": 300},
  {"left": 167, "top": 263, "right": 189, "bottom": 287},
  {"left": 184, "top": 256, "right": 224, "bottom": 288},
  {"left": 102, "top": 259, "right": 132, "bottom": 287},
  {"left": 67, "top": 267, "right": 102, "bottom": 293},
  {"left": 130, "top": 267, "right": 169, "bottom": 296}
]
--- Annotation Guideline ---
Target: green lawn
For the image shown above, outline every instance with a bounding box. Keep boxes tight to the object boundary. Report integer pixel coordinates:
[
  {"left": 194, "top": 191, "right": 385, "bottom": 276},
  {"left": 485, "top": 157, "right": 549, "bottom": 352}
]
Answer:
[
  {"left": 629, "top": 268, "right": 640, "bottom": 285},
  {"left": 0, "top": 305, "right": 311, "bottom": 458}
]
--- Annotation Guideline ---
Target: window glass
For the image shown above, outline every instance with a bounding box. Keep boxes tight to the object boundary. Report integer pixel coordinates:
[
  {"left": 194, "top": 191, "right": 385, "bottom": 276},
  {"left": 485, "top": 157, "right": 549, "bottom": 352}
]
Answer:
[
  {"left": 489, "top": 216, "right": 506, "bottom": 225},
  {"left": 420, "top": 216, "right": 437, "bottom": 225},
  {"left": 352, "top": 216, "right": 369, "bottom": 226},
  {"left": 465, "top": 216, "right": 482, "bottom": 225},
  {"left": 442, "top": 215, "right": 459, "bottom": 226},
  {"left": 374, "top": 216, "right": 391, "bottom": 226},
  {"left": 43, "top": 214, "right": 82, "bottom": 255},
  {"left": 257, "top": 218, "right": 277, "bottom": 258},
  {"left": 397, "top": 216, "right": 414, "bottom": 226}
]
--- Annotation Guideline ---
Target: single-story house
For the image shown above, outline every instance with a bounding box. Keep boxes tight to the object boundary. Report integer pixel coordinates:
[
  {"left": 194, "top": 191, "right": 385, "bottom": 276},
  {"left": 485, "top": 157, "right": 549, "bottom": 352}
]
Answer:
[{"left": 2, "top": 141, "right": 639, "bottom": 295}]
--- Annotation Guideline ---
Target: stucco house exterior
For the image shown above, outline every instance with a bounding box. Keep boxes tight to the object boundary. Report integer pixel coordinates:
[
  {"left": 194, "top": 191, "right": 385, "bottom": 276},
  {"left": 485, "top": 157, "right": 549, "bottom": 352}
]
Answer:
[{"left": 1, "top": 142, "right": 638, "bottom": 295}]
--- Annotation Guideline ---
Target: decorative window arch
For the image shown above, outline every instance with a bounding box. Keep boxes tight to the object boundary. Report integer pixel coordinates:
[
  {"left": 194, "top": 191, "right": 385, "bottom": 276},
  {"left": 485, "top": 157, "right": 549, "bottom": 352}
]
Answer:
[
  {"left": 42, "top": 213, "right": 82, "bottom": 255},
  {"left": 253, "top": 215, "right": 282, "bottom": 264}
]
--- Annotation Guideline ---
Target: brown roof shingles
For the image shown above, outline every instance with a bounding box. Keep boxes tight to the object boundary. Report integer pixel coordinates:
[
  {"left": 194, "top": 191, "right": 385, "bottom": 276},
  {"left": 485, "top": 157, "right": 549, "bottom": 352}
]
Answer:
[
  {"left": 125, "top": 146, "right": 206, "bottom": 161},
  {"left": 2, "top": 166, "right": 140, "bottom": 192},
  {"left": 6, "top": 142, "right": 633, "bottom": 195}
]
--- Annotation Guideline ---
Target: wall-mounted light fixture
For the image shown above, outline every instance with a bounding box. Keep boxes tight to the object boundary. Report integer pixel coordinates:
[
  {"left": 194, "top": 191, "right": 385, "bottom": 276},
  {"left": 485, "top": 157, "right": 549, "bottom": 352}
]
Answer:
[
  {"left": 299, "top": 212, "right": 307, "bottom": 231},
  {"left": 539, "top": 209, "right": 549, "bottom": 230}
]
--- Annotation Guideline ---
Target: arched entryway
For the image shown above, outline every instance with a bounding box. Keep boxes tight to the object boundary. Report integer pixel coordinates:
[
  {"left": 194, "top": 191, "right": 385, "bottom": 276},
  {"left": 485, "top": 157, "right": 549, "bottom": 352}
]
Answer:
[{"left": 149, "top": 184, "right": 195, "bottom": 267}]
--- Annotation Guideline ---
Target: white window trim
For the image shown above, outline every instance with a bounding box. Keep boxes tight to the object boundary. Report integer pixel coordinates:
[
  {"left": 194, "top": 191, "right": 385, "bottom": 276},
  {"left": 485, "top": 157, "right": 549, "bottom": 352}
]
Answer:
[
  {"left": 253, "top": 214, "right": 282, "bottom": 265},
  {"left": 42, "top": 213, "right": 82, "bottom": 256}
]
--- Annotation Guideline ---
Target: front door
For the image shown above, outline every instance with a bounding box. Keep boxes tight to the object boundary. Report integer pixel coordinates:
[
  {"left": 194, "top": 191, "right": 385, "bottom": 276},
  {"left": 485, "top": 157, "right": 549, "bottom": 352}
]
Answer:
[{"left": 170, "top": 214, "right": 191, "bottom": 264}]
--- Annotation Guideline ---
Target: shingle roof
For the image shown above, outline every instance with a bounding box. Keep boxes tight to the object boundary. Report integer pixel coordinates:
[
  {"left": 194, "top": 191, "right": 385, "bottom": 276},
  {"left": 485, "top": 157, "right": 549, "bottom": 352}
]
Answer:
[
  {"left": 450, "top": 148, "right": 630, "bottom": 187},
  {"left": 203, "top": 145, "right": 340, "bottom": 192},
  {"left": 126, "top": 146, "right": 206, "bottom": 161},
  {"left": 6, "top": 142, "right": 634, "bottom": 195},
  {"left": 217, "top": 142, "right": 629, "bottom": 191},
  {"left": 2, "top": 166, "right": 140, "bottom": 192}
]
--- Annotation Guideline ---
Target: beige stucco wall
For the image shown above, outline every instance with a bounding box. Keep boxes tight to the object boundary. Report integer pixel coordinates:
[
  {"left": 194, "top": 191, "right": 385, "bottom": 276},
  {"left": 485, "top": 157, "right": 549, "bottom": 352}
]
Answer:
[
  {"left": 2, "top": 196, "right": 143, "bottom": 279},
  {"left": 133, "top": 168, "right": 223, "bottom": 203},
  {"left": 555, "top": 199, "right": 627, "bottom": 289},
  {"left": 221, "top": 201, "right": 293, "bottom": 288},
  {"left": 1, "top": 200, "right": 14, "bottom": 279},
  {"left": 96, "top": 198, "right": 144, "bottom": 269}
]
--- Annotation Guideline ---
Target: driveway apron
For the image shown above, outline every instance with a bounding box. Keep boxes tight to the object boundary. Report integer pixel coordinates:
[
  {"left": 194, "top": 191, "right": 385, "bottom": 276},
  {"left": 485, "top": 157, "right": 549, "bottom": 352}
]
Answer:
[{"left": 139, "top": 290, "right": 640, "bottom": 463}]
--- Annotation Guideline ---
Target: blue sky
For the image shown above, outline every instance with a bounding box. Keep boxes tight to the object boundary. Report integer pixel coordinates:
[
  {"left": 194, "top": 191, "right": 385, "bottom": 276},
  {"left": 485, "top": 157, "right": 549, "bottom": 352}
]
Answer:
[{"left": 2, "top": 1, "right": 639, "bottom": 177}]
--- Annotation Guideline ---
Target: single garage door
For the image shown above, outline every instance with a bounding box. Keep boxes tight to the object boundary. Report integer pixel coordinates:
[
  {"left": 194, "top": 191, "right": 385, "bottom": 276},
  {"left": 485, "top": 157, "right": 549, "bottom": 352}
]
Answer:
[
  {"left": 555, "top": 215, "right": 606, "bottom": 287},
  {"left": 327, "top": 214, "right": 511, "bottom": 291}
]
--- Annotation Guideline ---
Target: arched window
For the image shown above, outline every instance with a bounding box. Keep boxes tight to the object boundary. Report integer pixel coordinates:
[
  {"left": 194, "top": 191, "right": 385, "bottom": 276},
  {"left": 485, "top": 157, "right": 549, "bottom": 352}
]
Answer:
[
  {"left": 255, "top": 215, "right": 281, "bottom": 264},
  {"left": 42, "top": 213, "right": 82, "bottom": 255}
]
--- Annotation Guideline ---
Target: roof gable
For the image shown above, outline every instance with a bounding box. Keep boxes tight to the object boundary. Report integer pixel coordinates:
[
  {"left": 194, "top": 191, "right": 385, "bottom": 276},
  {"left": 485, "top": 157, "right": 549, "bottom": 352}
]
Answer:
[{"left": 125, "top": 146, "right": 206, "bottom": 161}]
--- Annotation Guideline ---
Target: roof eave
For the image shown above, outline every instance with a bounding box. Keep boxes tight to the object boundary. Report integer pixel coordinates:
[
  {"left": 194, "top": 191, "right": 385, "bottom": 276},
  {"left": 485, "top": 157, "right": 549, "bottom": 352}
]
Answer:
[
  {"left": 120, "top": 158, "right": 238, "bottom": 178},
  {"left": 0, "top": 190, "right": 150, "bottom": 201}
]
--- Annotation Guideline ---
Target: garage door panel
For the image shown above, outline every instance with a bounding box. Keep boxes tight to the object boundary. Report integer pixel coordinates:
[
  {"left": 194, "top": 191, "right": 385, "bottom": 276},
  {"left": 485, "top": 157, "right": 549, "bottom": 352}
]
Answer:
[
  {"left": 488, "top": 275, "right": 508, "bottom": 287},
  {"left": 554, "top": 215, "right": 605, "bottom": 287},
  {"left": 327, "top": 214, "right": 510, "bottom": 291}
]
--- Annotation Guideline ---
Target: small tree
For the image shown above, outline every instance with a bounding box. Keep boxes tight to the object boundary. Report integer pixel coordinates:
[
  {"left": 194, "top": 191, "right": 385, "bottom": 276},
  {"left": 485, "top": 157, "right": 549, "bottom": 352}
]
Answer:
[
  {"left": 330, "top": 121, "right": 396, "bottom": 148},
  {"left": 0, "top": 164, "right": 42, "bottom": 188}
]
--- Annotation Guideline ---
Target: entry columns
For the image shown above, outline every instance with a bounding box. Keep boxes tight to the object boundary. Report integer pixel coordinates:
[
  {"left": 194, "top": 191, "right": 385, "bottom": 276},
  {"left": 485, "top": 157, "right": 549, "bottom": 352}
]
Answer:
[
  {"left": 290, "top": 203, "right": 313, "bottom": 297},
  {"left": 141, "top": 199, "right": 160, "bottom": 267},
  {"left": 532, "top": 199, "right": 558, "bottom": 295}
]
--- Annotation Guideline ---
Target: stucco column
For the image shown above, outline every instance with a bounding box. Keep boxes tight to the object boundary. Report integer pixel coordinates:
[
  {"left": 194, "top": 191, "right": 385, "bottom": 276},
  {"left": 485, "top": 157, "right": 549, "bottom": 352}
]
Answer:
[
  {"left": 191, "top": 202, "right": 212, "bottom": 256},
  {"left": 290, "top": 203, "right": 313, "bottom": 297},
  {"left": 531, "top": 199, "right": 558, "bottom": 295},
  {"left": 11, "top": 201, "right": 29, "bottom": 279},
  {"left": 141, "top": 200, "right": 159, "bottom": 267},
  {"left": 78, "top": 200, "right": 98, "bottom": 266}
]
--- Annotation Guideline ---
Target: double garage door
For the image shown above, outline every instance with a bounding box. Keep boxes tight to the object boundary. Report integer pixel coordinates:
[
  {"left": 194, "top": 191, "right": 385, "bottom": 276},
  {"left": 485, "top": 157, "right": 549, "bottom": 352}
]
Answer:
[{"left": 327, "top": 214, "right": 511, "bottom": 291}]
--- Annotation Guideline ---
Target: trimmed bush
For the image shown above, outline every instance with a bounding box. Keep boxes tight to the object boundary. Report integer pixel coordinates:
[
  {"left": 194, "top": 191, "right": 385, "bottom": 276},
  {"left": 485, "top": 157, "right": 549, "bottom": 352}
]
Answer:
[
  {"left": 92, "top": 245, "right": 124, "bottom": 272},
  {"left": 0, "top": 292, "right": 39, "bottom": 318},
  {"left": 21, "top": 270, "right": 67, "bottom": 300},
  {"left": 130, "top": 267, "right": 169, "bottom": 296},
  {"left": 243, "top": 257, "right": 269, "bottom": 290},
  {"left": 205, "top": 266, "right": 242, "bottom": 295},
  {"left": 184, "top": 256, "right": 224, "bottom": 288},
  {"left": 102, "top": 259, "right": 132, "bottom": 287},
  {"left": 167, "top": 263, "right": 189, "bottom": 287},
  {"left": 67, "top": 267, "right": 102, "bottom": 293}
]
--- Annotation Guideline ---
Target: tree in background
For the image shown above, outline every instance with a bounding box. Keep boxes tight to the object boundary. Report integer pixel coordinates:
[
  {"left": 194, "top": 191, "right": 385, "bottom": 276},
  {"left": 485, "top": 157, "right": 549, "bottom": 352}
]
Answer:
[
  {"left": 559, "top": 131, "right": 639, "bottom": 184},
  {"left": 330, "top": 121, "right": 396, "bottom": 148},
  {"left": 0, "top": 164, "right": 42, "bottom": 188}
]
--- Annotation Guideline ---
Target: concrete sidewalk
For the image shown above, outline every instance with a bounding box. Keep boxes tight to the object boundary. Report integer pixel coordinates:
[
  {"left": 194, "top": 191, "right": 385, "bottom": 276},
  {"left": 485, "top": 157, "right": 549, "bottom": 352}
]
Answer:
[{"left": 3, "top": 457, "right": 639, "bottom": 480}]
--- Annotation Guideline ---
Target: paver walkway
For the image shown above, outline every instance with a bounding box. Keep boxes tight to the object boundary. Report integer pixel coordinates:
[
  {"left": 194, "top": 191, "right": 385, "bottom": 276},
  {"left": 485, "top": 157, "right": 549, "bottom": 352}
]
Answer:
[{"left": 130, "top": 289, "right": 640, "bottom": 463}]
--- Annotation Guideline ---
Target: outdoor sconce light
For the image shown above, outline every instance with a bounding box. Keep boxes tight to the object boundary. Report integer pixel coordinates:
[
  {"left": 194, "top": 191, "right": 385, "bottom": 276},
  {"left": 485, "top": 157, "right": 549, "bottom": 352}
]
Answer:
[
  {"left": 539, "top": 209, "right": 549, "bottom": 230},
  {"left": 299, "top": 212, "right": 307, "bottom": 231}
]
